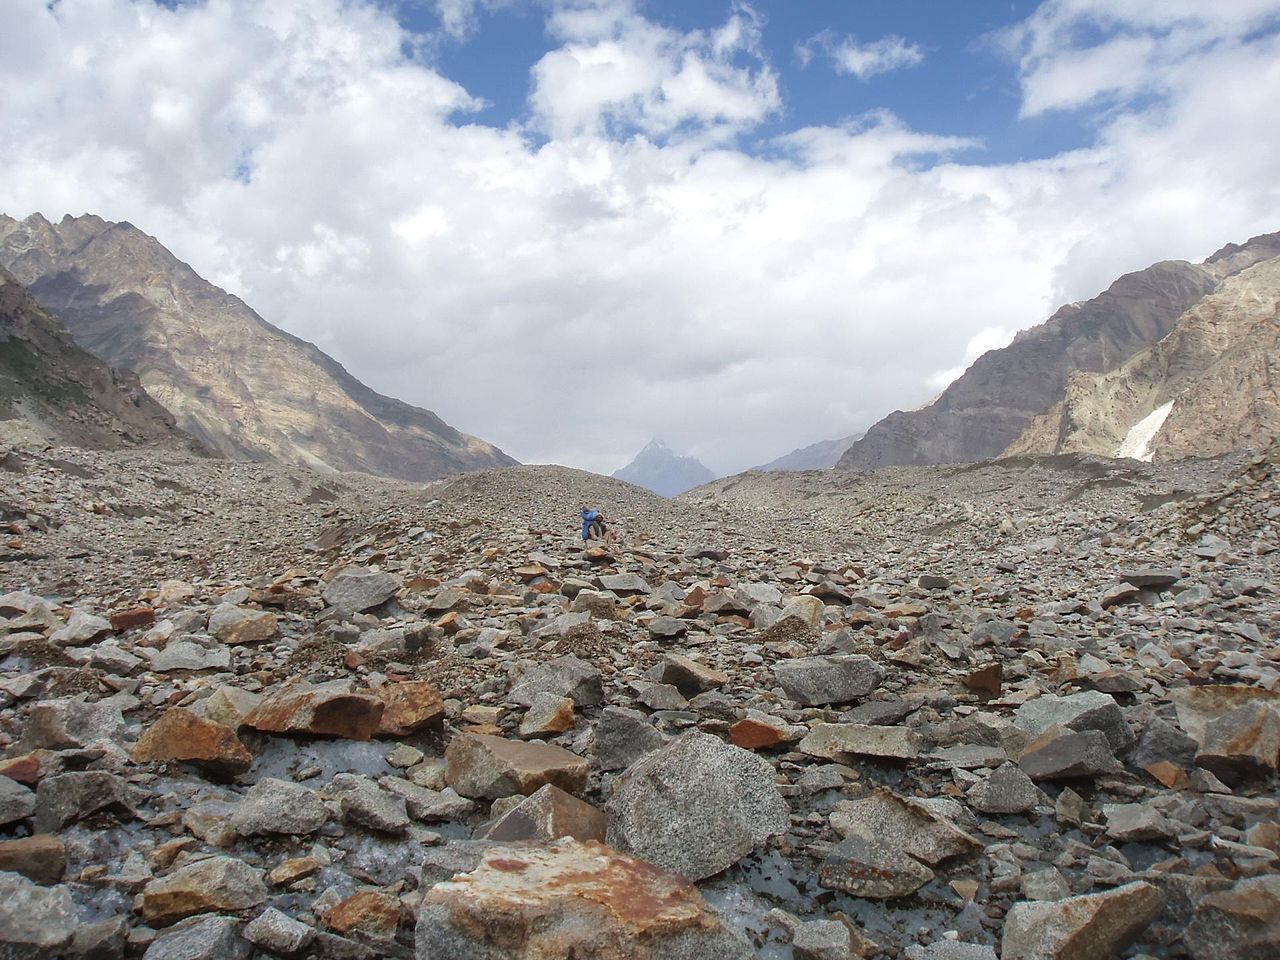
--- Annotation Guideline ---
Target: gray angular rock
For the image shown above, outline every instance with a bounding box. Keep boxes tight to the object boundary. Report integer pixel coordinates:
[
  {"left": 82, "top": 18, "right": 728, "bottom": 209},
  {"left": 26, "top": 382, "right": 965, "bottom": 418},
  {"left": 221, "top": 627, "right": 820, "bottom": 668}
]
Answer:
[
  {"left": 326, "top": 773, "right": 410, "bottom": 833},
  {"left": 21, "top": 697, "right": 125, "bottom": 750},
  {"left": 243, "top": 907, "right": 316, "bottom": 956},
  {"left": 774, "top": 655, "right": 884, "bottom": 706},
  {"left": 151, "top": 639, "right": 231, "bottom": 672},
  {"left": 1013, "top": 691, "right": 1135, "bottom": 755},
  {"left": 509, "top": 654, "right": 603, "bottom": 707},
  {"left": 818, "top": 835, "right": 934, "bottom": 898},
  {"left": 0, "top": 871, "right": 79, "bottom": 958},
  {"left": 606, "top": 731, "right": 789, "bottom": 881},
  {"left": 830, "top": 789, "right": 982, "bottom": 866},
  {"left": 230, "top": 778, "right": 328, "bottom": 836},
  {"left": 799, "top": 722, "right": 923, "bottom": 761},
  {"left": 50, "top": 610, "right": 113, "bottom": 646},
  {"left": 1184, "top": 874, "right": 1280, "bottom": 960},
  {"left": 322, "top": 567, "right": 400, "bottom": 613},
  {"left": 1018, "top": 729, "right": 1122, "bottom": 781},
  {"left": 597, "top": 573, "right": 651, "bottom": 595},
  {"left": 592, "top": 706, "right": 666, "bottom": 772},
  {"left": 143, "top": 915, "right": 250, "bottom": 960},
  {"left": 379, "top": 778, "right": 475, "bottom": 821},
  {"left": 1102, "top": 802, "right": 1177, "bottom": 842},
  {"left": 35, "top": 771, "right": 137, "bottom": 832},
  {"left": 1001, "top": 880, "right": 1163, "bottom": 960},
  {"left": 0, "top": 776, "right": 36, "bottom": 826},
  {"left": 1131, "top": 717, "right": 1198, "bottom": 770},
  {"left": 967, "top": 762, "right": 1041, "bottom": 814},
  {"left": 791, "top": 918, "right": 852, "bottom": 960},
  {"left": 906, "top": 945, "right": 998, "bottom": 960}
]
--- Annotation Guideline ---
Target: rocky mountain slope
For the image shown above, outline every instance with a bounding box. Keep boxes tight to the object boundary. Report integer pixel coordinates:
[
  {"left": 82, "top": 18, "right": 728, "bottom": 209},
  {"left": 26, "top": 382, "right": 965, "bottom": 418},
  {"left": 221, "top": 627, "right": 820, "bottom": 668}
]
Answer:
[
  {"left": 0, "top": 267, "right": 187, "bottom": 449},
  {"left": 0, "top": 213, "right": 515, "bottom": 481},
  {"left": 837, "top": 234, "right": 1280, "bottom": 470},
  {"left": 1, "top": 418, "right": 1277, "bottom": 959},
  {"left": 1007, "top": 246, "right": 1280, "bottom": 462},
  {"left": 612, "top": 437, "right": 715, "bottom": 496},
  {"left": 752, "top": 432, "right": 863, "bottom": 472}
]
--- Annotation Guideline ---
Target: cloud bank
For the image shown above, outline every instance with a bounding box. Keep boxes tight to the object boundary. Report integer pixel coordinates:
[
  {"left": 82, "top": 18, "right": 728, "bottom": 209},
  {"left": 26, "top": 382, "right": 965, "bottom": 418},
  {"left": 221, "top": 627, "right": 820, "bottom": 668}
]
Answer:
[{"left": 2, "top": 0, "right": 1279, "bottom": 474}]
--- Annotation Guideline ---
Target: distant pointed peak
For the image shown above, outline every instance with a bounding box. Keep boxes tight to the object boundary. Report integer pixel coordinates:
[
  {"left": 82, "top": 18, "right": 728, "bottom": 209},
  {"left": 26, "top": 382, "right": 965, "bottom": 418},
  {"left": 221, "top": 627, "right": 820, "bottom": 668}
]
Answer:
[{"left": 642, "top": 437, "right": 671, "bottom": 453}]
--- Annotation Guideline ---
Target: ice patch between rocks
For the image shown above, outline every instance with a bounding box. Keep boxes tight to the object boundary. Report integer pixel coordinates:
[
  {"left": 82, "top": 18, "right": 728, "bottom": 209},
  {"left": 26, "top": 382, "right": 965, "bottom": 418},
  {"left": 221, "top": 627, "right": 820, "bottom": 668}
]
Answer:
[{"left": 1115, "top": 400, "right": 1174, "bottom": 461}]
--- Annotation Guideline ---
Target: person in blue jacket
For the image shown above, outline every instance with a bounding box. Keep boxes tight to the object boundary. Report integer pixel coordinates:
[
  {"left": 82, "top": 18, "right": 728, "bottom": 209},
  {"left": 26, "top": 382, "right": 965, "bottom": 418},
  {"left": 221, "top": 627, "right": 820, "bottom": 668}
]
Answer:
[{"left": 580, "top": 507, "right": 606, "bottom": 541}]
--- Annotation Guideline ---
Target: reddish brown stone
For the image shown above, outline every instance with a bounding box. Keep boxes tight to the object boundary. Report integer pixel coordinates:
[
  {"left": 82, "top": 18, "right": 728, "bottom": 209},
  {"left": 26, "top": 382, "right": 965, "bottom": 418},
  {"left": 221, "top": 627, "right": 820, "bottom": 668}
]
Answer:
[
  {"left": 435, "top": 611, "right": 461, "bottom": 633},
  {"left": 0, "top": 835, "right": 65, "bottom": 884},
  {"left": 132, "top": 707, "right": 253, "bottom": 777},
  {"left": 0, "top": 754, "right": 41, "bottom": 786},
  {"left": 110, "top": 606, "right": 156, "bottom": 632},
  {"left": 243, "top": 682, "right": 385, "bottom": 741},
  {"left": 964, "top": 662, "right": 1003, "bottom": 700},
  {"left": 323, "top": 890, "right": 401, "bottom": 940},
  {"left": 730, "top": 718, "right": 787, "bottom": 750},
  {"left": 1144, "top": 761, "right": 1188, "bottom": 789},
  {"left": 375, "top": 681, "right": 446, "bottom": 737}
]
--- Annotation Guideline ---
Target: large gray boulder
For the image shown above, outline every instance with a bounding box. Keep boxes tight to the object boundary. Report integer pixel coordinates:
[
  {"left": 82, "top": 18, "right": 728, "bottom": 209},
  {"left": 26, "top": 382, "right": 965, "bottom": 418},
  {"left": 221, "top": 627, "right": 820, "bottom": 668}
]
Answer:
[
  {"left": 774, "top": 655, "right": 884, "bottom": 706},
  {"left": 0, "top": 871, "right": 79, "bottom": 958},
  {"left": 509, "top": 654, "right": 603, "bottom": 707},
  {"left": 322, "top": 566, "right": 401, "bottom": 613},
  {"left": 230, "top": 778, "right": 328, "bottom": 837},
  {"left": 591, "top": 706, "right": 666, "bottom": 772},
  {"left": 606, "top": 731, "right": 789, "bottom": 881},
  {"left": 1013, "top": 691, "right": 1135, "bottom": 755}
]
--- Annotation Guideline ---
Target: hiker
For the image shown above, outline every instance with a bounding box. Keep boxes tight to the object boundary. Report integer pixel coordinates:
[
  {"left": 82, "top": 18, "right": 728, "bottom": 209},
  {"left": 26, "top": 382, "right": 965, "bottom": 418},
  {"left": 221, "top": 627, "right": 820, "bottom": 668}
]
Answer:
[{"left": 580, "top": 507, "right": 612, "bottom": 542}]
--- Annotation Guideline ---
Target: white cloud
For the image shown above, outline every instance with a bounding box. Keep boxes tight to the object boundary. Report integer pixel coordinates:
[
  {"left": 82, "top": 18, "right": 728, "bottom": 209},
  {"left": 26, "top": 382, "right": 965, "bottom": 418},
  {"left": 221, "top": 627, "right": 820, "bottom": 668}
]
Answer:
[
  {"left": 797, "top": 31, "right": 924, "bottom": 80},
  {"left": 1003, "top": 0, "right": 1280, "bottom": 116},
  {"left": 529, "top": 0, "right": 779, "bottom": 140},
  {"left": 1, "top": 0, "right": 1279, "bottom": 475}
]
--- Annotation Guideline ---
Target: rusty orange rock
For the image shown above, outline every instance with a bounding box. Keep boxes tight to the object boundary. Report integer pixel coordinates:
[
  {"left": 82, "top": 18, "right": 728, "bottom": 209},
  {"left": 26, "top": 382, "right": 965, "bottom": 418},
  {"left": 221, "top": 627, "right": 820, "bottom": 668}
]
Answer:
[
  {"left": 0, "top": 753, "right": 41, "bottom": 786},
  {"left": 132, "top": 707, "right": 253, "bottom": 777},
  {"left": 244, "top": 681, "right": 385, "bottom": 741},
  {"left": 418, "top": 839, "right": 753, "bottom": 958},
  {"left": 324, "top": 890, "right": 400, "bottom": 940},
  {"left": 375, "top": 681, "right": 445, "bottom": 737},
  {"left": 110, "top": 606, "right": 156, "bottom": 632},
  {"left": 730, "top": 718, "right": 787, "bottom": 750}
]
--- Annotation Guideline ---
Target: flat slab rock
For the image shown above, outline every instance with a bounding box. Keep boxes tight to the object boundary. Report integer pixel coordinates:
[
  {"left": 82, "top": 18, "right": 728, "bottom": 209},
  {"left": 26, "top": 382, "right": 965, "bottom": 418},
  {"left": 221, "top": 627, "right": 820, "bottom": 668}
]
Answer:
[
  {"left": 830, "top": 789, "right": 982, "bottom": 867},
  {"left": 445, "top": 732, "right": 589, "bottom": 800},
  {"left": 774, "top": 655, "right": 885, "bottom": 706},
  {"left": 243, "top": 680, "right": 385, "bottom": 741},
  {"left": 416, "top": 839, "right": 754, "bottom": 959},
  {"left": 605, "top": 731, "right": 789, "bottom": 881}
]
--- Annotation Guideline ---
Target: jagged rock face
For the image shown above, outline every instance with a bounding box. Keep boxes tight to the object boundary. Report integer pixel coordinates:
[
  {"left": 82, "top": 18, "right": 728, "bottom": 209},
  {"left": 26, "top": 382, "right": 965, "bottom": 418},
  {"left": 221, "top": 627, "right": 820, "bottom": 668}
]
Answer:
[
  {"left": 0, "top": 267, "right": 185, "bottom": 448},
  {"left": 838, "top": 259, "right": 1221, "bottom": 469},
  {"left": 613, "top": 438, "right": 716, "bottom": 497},
  {"left": 1007, "top": 251, "right": 1280, "bottom": 462},
  {"left": 0, "top": 213, "right": 515, "bottom": 480}
]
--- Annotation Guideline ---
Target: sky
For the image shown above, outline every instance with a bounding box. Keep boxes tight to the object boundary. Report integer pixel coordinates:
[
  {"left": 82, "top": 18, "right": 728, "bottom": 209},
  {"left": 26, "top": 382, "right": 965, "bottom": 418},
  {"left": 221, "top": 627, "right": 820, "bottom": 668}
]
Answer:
[{"left": 3, "top": 0, "right": 1280, "bottom": 475}]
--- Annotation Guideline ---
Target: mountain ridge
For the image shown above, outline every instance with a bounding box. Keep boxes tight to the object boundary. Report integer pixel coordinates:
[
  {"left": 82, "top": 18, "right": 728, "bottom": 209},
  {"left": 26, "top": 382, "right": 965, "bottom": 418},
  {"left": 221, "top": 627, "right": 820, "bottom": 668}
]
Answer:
[
  {"left": 838, "top": 232, "right": 1280, "bottom": 470},
  {"left": 0, "top": 213, "right": 516, "bottom": 481}
]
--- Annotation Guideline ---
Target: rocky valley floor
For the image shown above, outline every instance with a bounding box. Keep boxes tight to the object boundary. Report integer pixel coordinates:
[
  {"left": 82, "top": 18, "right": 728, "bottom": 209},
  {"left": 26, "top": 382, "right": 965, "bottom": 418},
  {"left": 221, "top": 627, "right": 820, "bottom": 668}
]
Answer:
[{"left": 1, "top": 421, "right": 1278, "bottom": 959}]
